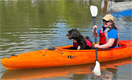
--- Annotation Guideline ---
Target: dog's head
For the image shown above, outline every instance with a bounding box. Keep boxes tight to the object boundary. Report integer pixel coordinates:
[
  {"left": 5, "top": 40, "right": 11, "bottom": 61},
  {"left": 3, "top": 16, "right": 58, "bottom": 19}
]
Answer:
[{"left": 66, "top": 28, "right": 82, "bottom": 40}]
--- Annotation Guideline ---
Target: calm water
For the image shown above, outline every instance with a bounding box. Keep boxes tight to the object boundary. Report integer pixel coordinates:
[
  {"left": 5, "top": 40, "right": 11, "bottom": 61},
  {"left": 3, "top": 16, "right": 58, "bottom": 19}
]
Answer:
[{"left": 0, "top": 0, "right": 132, "bottom": 80}]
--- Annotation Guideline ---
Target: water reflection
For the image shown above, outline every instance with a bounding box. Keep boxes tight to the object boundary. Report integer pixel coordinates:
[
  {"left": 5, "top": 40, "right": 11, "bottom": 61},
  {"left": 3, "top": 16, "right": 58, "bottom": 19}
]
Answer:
[
  {"left": 1, "top": 0, "right": 100, "bottom": 56},
  {"left": 1, "top": 57, "right": 132, "bottom": 80}
]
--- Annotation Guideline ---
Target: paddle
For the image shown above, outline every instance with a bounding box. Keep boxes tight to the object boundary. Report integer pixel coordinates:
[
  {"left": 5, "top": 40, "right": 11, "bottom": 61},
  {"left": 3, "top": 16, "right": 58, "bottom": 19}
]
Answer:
[{"left": 90, "top": 5, "right": 101, "bottom": 76}]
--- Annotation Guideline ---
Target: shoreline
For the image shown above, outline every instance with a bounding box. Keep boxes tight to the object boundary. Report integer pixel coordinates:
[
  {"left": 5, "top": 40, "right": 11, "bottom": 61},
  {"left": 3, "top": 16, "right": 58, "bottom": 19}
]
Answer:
[{"left": 115, "top": 2, "right": 132, "bottom": 12}]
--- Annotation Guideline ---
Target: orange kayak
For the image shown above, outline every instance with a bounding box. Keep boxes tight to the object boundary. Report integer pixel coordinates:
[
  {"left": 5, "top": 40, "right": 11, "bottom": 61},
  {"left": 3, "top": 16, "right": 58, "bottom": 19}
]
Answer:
[
  {"left": 1, "top": 57, "right": 132, "bottom": 79},
  {"left": 1, "top": 40, "right": 132, "bottom": 70}
]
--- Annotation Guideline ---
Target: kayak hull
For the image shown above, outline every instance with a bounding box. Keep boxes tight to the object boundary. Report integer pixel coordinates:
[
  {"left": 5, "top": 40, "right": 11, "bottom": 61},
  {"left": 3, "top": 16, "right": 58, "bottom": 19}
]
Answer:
[{"left": 1, "top": 40, "right": 132, "bottom": 70}]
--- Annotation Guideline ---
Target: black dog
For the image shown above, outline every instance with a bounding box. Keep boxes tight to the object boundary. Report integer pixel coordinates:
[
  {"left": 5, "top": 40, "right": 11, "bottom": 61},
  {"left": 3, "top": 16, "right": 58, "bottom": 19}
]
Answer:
[{"left": 66, "top": 28, "right": 93, "bottom": 50}]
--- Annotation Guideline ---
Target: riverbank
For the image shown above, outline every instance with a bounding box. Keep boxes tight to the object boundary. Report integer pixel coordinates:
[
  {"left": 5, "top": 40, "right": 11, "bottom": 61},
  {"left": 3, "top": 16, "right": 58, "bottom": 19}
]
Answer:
[
  {"left": 115, "top": 1, "right": 132, "bottom": 12},
  {"left": 101, "top": 0, "right": 132, "bottom": 13}
]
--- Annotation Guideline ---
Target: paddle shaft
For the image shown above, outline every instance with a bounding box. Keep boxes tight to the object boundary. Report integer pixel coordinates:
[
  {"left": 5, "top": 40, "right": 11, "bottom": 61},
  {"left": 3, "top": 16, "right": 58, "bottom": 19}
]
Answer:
[{"left": 93, "top": 17, "right": 98, "bottom": 61}]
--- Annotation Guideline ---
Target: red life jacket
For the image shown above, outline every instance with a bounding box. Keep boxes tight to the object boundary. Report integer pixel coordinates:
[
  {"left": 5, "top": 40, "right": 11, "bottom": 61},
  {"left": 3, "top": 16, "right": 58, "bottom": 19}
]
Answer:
[
  {"left": 74, "top": 41, "right": 79, "bottom": 48},
  {"left": 73, "top": 37, "right": 92, "bottom": 49},
  {"left": 99, "top": 27, "right": 119, "bottom": 47}
]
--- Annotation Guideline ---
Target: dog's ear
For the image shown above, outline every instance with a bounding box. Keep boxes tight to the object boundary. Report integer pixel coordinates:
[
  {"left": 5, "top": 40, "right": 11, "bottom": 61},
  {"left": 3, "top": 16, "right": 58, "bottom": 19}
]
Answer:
[
  {"left": 68, "top": 28, "right": 78, "bottom": 33},
  {"left": 73, "top": 28, "right": 77, "bottom": 30},
  {"left": 72, "top": 28, "right": 78, "bottom": 32},
  {"left": 68, "top": 29, "right": 73, "bottom": 34},
  {"left": 75, "top": 29, "right": 81, "bottom": 34}
]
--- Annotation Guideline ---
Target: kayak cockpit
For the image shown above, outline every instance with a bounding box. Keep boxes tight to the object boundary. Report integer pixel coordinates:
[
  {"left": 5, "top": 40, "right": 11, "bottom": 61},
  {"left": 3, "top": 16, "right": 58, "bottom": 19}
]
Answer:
[{"left": 58, "top": 42, "right": 128, "bottom": 50}]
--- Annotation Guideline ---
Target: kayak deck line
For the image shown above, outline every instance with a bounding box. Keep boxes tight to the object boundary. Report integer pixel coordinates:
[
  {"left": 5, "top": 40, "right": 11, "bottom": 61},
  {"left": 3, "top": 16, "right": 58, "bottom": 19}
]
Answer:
[
  {"left": 38, "top": 47, "right": 64, "bottom": 56},
  {"left": 1, "top": 40, "right": 132, "bottom": 70}
]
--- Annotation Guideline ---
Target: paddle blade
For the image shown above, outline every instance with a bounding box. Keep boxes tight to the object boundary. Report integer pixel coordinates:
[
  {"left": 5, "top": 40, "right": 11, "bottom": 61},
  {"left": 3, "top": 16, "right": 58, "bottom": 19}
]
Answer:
[
  {"left": 92, "top": 61, "right": 101, "bottom": 76},
  {"left": 90, "top": 6, "right": 98, "bottom": 17}
]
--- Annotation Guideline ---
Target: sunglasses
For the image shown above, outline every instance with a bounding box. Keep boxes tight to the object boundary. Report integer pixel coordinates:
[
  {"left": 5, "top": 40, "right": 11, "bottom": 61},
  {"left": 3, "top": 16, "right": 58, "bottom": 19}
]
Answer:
[{"left": 103, "top": 20, "right": 109, "bottom": 22}]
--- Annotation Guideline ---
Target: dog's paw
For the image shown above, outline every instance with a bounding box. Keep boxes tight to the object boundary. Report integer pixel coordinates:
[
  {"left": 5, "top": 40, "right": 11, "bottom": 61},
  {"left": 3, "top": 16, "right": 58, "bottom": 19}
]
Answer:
[{"left": 77, "top": 46, "right": 81, "bottom": 50}]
